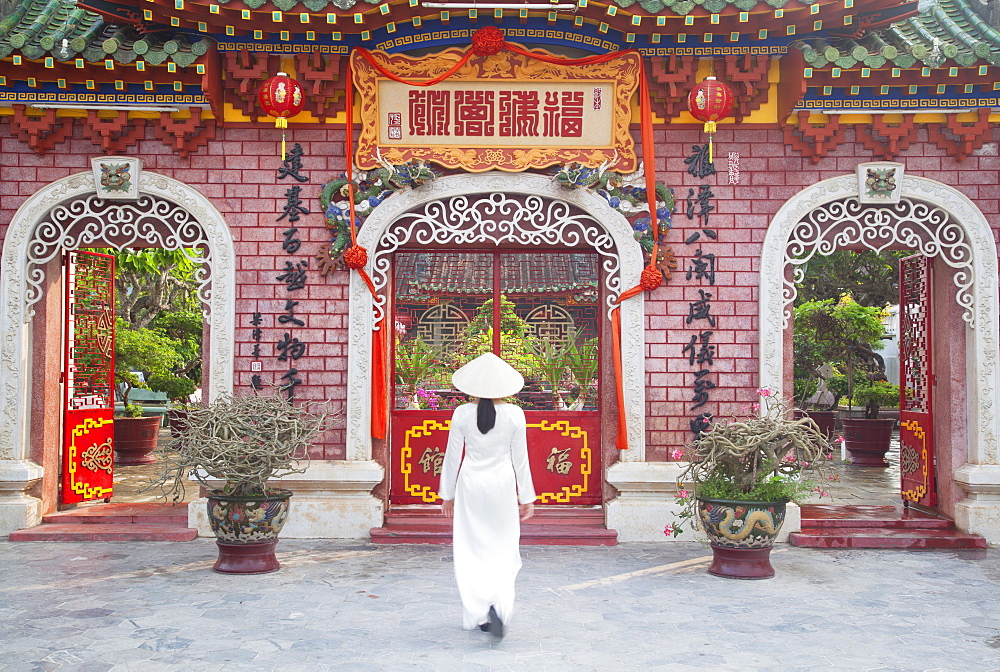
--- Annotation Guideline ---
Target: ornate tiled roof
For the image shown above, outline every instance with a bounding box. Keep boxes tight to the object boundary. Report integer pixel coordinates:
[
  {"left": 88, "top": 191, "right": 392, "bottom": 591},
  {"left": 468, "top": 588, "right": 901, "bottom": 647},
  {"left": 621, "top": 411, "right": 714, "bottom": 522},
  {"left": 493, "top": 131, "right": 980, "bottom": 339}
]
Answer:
[
  {"left": 396, "top": 253, "right": 599, "bottom": 298},
  {"left": 786, "top": 0, "right": 999, "bottom": 112},
  {"left": 0, "top": 0, "right": 208, "bottom": 65},
  {"left": 798, "top": 0, "right": 1000, "bottom": 69}
]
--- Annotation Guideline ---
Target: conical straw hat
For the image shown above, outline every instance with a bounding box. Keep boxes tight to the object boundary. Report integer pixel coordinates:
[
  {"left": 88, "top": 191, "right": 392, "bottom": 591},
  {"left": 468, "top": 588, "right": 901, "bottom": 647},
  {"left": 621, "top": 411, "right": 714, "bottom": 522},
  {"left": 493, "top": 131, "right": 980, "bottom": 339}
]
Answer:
[{"left": 452, "top": 352, "right": 524, "bottom": 399}]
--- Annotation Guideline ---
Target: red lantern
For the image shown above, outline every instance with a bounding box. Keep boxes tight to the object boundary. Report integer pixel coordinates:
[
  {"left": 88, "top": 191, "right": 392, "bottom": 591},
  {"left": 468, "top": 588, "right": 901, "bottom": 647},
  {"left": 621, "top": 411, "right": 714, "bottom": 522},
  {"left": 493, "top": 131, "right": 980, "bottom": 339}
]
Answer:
[
  {"left": 687, "top": 76, "right": 735, "bottom": 164},
  {"left": 258, "top": 72, "right": 305, "bottom": 158}
]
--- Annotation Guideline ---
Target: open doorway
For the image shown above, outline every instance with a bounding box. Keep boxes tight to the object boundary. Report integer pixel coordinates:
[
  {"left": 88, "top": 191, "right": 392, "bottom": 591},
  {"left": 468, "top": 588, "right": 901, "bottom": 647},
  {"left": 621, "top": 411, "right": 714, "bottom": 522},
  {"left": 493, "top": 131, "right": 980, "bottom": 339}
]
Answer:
[
  {"left": 101, "top": 247, "right": 206, "bottom": 505},
  {"left": 0, "top": 168, "right": 236, "bottom": 532},
  {"left": 760, "top": 169, "right": 999, "bottom": 542},
  {"left": 791, "top": 249, "right": 912, "bottom": 507}
]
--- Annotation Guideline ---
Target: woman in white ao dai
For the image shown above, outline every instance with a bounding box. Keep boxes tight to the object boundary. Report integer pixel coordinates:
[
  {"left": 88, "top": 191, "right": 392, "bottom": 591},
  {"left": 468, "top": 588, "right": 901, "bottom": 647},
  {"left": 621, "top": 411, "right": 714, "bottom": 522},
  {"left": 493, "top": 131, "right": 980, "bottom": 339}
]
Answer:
[{"left": 439, "top": 353, "right": 536, "bottom": 638}]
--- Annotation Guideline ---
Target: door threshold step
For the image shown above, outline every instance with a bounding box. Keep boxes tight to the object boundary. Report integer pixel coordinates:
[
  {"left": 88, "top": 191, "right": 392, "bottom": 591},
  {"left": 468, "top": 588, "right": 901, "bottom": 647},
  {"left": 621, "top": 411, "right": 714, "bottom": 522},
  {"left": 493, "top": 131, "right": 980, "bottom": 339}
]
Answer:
[
  {"left": 789, "top": 528, "right": 987, "bottom": 550},
  {"left": 799, "top": 504, "right": 951, "bottom": 529},
  {"left": 9, "top": 523, "right": 198, "bottom": 542},
  {"left": 371, "top": 523, "right": 617, "bottom": 546},
  {"left": 43, "top": 503, "right": 189, "bottom": 526}
]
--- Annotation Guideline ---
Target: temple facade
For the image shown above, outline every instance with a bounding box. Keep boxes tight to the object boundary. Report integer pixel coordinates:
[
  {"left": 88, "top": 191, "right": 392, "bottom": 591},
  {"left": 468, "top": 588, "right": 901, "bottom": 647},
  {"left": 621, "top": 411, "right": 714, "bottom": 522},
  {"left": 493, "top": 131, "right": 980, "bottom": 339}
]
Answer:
[{"left": 1, "top": 0, "right": 999, "bottom": 543}]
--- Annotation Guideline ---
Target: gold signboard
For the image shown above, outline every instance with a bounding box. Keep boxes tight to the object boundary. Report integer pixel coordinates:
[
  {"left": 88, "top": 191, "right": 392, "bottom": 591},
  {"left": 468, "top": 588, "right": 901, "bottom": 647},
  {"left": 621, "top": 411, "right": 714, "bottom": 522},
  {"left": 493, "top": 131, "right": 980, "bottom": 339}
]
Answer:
[{"left": 352, "top": 47, "right": 639, "bottom": 173}]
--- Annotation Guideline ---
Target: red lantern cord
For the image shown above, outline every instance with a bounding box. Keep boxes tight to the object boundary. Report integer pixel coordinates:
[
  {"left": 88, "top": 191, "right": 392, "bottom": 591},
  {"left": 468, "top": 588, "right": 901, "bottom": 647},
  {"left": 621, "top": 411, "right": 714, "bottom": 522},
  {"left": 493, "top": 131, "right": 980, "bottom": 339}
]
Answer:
[
  {"left": 343, "top": 58, "right": 377, "bottom": 300},
  {"left": 687, "top": 75, "right": 735, "bottom": 164}
]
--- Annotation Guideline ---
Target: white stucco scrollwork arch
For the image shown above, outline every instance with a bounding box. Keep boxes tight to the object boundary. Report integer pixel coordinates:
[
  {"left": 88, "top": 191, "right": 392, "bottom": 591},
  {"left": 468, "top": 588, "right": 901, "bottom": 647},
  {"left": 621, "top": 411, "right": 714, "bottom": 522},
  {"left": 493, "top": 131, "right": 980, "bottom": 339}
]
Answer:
[
  {"left": 759, "top": 174, "right": 1000, "bottom": 465},
  {"left": 346, "top": 172, "right": 646, "bottom": 462},
  {"left": 0, "top": 170, "right": 237, "bottom": 463}
]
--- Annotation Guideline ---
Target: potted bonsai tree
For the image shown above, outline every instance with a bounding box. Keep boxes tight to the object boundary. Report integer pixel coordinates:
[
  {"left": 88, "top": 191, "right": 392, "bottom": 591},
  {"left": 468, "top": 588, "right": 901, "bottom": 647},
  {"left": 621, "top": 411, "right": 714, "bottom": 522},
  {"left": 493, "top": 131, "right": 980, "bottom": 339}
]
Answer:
[
  {"left": 671, "top": 388, "right": 831, "bottom": 579},
  {"left": 793, "top": 296, "right": 890, "bottom": 444},
  {"left": 114, "top": 319, "right": 189, "bottom": 465},
  {"left": 842, "top": 379, "right": 900, "bottom": 466},
  {"left": 149, "top": 391, "right": 334, "bottom": 574}
]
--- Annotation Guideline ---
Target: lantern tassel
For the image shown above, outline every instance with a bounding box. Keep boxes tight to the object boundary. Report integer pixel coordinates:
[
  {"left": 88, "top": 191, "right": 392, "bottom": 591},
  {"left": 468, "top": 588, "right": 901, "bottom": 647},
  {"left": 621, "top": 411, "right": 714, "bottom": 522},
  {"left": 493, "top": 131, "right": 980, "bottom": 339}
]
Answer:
[
  {"left": 275, "top": 116, "right": 288, "bottom": 159},
  {"left": 704, "top": 120, "right": 718, "bottom": 165}
]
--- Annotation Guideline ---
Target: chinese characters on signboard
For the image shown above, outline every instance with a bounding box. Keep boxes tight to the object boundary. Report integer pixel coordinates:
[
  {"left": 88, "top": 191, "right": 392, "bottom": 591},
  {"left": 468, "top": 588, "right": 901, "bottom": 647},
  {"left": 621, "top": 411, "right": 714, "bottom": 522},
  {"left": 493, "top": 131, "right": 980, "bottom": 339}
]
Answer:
[
  {"left": 379, "top": 82, "right": 608, "bottom": 147},
  {"left": 352, "top": 48, "right": 640, "bottom": 172},
  {"left": 404, "top": 89, "right": 586, "bottom": 139}
]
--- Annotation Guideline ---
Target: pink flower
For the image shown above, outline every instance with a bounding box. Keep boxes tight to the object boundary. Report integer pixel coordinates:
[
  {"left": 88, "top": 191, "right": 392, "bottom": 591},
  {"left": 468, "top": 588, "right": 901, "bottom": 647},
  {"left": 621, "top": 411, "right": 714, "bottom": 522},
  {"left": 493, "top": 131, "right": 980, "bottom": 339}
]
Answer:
[
  {"left": 677, "top": 489, "right": 689, "bottom": 499},
  {"left": 755, "top": 387, "right": 773, "bottom": 398},
  {"left": 834, "top": 435, "right": 844, "bottom": 443},
  {"left": 663, "top": 524, "right": 675, "bottom": 537},
  {"left": 670, "top": 449, "right": 684, "bottom": 460},
  {"left": 751, "top": 403, "right": 760, "bottom": 412}
]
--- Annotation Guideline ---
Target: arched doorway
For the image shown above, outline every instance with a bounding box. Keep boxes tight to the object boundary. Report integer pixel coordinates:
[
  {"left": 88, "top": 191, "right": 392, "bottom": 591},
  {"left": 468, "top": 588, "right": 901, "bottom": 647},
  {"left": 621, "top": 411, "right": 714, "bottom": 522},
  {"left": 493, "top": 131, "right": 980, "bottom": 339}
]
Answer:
[
  {"left": 0, "top": 165, "right": 236, "bottom": 532},
  {"left": 344, "top": 172, "right": 646, "bottom": 526},
  {"left": 759, "top": 166, "right": 1000, "bottom": 542}
]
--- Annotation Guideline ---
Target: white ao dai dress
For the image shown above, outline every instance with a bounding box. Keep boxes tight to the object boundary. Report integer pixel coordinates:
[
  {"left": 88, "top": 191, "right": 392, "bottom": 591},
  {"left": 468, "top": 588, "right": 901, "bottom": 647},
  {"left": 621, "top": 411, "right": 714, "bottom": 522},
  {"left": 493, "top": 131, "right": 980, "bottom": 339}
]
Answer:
[{"left": 439, "top": 402, "right": 536, "bottom": 630}]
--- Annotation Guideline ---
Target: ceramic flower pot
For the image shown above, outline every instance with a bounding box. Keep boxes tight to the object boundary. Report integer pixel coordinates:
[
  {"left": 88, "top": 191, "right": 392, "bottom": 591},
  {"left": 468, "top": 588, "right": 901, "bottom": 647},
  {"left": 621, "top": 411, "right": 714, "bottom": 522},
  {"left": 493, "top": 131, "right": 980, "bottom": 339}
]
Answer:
[
  {"left": 113, "top": 416, "right": 162, "bottom": 465},
  {"left": 841, "top": 417, "right": 894, "bottom": 466},
  {"left": 206, "top": 489, "right": 292, "bottom": 574},
  {"left": 697, "top": 497, "right": 787, "bottom": 579}
]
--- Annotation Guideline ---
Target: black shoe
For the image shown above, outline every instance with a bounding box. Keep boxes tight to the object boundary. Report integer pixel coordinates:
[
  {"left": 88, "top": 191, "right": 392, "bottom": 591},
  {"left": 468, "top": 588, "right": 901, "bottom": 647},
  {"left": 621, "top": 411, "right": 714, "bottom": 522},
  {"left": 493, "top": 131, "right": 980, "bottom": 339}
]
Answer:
[
  {"left": 479, "top": 623, "right": 490, "bottom": 632},
  {"left": 487, "top": 605, "right": 505, "bottom": 641}
]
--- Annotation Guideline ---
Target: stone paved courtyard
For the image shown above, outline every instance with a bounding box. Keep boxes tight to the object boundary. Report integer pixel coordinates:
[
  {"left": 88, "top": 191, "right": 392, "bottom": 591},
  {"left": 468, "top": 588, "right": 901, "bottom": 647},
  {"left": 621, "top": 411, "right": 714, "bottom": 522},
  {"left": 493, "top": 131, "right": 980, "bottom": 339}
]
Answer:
[{"left": 1, "top": 536, "right": 997, "bottom": 671}]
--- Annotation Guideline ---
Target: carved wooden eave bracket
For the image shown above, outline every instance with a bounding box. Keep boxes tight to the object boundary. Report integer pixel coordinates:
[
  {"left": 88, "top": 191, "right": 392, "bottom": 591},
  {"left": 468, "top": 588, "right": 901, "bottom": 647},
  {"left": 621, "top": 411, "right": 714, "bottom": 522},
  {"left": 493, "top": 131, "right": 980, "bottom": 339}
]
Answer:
[
  {"left": 926, "top": 109, "right": 994, "bottom": 162},
  {"left": 3, "top": 105, "right": 217, "bottom": 157},
  {"left": 782, "top": 109, "right": 997, "bottom": 163}
]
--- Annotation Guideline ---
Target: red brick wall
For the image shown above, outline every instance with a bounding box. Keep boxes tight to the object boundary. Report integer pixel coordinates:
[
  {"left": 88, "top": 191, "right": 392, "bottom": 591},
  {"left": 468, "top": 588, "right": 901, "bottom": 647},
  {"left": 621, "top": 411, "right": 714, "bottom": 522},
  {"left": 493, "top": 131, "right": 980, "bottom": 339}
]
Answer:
[
  {"left": 641, "top": 124, "right": 1000, "bottom": 460},
  {"left": 2, "top": 119, "right": 998, "bottom": 462}
]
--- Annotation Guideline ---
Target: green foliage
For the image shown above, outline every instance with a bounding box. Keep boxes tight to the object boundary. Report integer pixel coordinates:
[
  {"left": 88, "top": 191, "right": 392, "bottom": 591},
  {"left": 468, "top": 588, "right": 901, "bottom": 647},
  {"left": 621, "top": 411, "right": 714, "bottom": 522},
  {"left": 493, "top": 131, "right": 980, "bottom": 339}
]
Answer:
[
  {"left": 395, "top": 336, "right": 443, "bottom": 388},
  {"left": 115, "top": 318, "right": 191, "bottom": 412},
  {"left": 110, "top": 248, "right": 203, "bottom": 330},
  {"left": 695, "top": 472, "right": 819, "bottom": 506},
  {"left": 793, "top": 377, "right": 818, "bottom": 405},
  {"left": 793, "top": 296, "right": 889, "bottom": 408},
  {"left": 121, "top": 403, "right": 146, "bottom": 419},
  {"left": 794, "top": 250, "right": 909, "bottom": 308},
  {"left": 526, "top": 336, "right": 570, "bottom": 406},
  {"left": 853, "top": 380, "right": 900, "bottom": 418},
  {"left": 452, "top": 297, "right": 542, "bottom": 380},
  {"left": 151, "top": 310, "right": 203, "bottom": 380},
  {"left": 147, "top": 373, "right": 197, "bottom": 403},
  {"left": 794, "top": 297, "right": 886, "bottom": 368},
  {"left": 564, "top": 332, "right": 599, "bottom": 408}
]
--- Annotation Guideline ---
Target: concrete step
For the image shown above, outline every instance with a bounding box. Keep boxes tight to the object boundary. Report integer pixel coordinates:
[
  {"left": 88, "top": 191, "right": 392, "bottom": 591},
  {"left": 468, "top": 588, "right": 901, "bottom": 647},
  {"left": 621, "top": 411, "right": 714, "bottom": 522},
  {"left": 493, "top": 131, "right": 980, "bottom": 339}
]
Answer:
[
  {"left": 385, "top": 506, "right": 605, "bottom": 527},
  {"left": 789, "top": 527, "right": 987, "bottom": 550},
  {"left": 372, "top": 522, "right": 618, "bottom": 546},
  {"left": 9, "top": 523, "right": 198, "bottom": 542},
  {"left": 42, "top": 503, "right": 189, "bottom": 526},
  {"left": 373, "top": 506, "right": 617, "bottom": 546},
  {"left": 799, "top": 504, "right": 953, "bottom": 530}
]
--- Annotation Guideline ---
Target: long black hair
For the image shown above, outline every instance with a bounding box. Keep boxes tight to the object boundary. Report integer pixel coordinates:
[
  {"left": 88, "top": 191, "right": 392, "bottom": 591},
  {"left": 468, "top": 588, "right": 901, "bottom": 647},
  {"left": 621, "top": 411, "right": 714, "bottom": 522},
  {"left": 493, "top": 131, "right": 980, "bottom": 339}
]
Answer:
[{"left": 476, "top": 397, "right": 496, "bottom": 434}]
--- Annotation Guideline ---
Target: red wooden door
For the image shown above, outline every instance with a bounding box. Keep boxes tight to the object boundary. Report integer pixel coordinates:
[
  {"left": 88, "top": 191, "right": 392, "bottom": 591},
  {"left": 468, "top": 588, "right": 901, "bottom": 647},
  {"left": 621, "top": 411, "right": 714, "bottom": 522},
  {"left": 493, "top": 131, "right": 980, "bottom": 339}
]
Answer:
[
  {"left": 898, "top": 254, "right": 935, "bottom": 507},
  {"left": 389, "top": 250, "right": 602, "bottom": 506},
  {"left": 61, "top": 250, "right": 116, "bottom": 505}
]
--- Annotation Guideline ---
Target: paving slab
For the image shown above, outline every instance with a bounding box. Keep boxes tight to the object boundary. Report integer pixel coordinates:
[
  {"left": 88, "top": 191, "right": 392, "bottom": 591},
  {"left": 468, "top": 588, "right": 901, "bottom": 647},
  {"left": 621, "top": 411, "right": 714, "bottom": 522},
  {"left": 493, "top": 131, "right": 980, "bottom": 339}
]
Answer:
[{"left": 1, "top": 539, "right": 999, "bottom": 671}]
